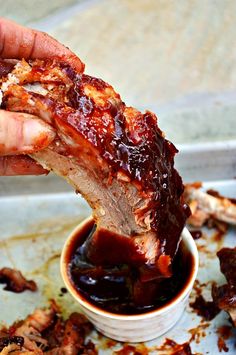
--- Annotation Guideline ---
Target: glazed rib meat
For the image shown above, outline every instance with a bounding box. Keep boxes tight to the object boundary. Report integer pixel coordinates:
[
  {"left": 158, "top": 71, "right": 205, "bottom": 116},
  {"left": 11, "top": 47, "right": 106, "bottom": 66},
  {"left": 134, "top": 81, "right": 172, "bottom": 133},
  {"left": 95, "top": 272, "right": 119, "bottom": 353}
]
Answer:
[
  {"left": 212, "top": 247, "right": 236, "bottom": 326},
  {"left": 184, "top": 183, "right": 236, "bottom": 227},
  {"left": 0, "top": 59, "right": 189, "bottom": 277}
]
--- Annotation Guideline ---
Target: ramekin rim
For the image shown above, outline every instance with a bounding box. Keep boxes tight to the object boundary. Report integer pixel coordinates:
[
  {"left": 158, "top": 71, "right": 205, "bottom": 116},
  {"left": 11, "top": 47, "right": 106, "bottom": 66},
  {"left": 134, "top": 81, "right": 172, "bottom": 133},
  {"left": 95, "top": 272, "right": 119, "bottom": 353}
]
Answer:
[{"left": 60, "top": 216, "right": 199, "bottom": 321}]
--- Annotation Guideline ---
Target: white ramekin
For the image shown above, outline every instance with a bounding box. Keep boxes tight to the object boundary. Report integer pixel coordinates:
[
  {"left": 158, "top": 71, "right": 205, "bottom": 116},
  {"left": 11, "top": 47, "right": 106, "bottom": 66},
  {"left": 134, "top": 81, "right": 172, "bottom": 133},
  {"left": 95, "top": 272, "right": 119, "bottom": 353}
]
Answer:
[{"left": 60, "top": 216, "right": 198, "bottom": 342}]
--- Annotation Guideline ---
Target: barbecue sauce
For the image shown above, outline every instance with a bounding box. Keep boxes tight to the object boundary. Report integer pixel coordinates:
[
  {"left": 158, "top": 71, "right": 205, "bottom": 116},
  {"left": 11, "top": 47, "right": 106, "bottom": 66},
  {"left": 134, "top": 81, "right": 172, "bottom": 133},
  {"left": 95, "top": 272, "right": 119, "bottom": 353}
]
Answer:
[
  {"left": 0, "top": 60, "right": 15, "bottom": 78},
  {"left": 66, "top": 219, "right": 194, "bottom": 315}
]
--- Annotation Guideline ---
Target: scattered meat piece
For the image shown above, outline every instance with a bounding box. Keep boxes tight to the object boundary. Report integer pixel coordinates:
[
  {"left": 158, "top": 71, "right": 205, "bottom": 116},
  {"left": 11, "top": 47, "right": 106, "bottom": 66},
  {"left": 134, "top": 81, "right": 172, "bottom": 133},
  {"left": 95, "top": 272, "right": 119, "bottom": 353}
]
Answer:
[
  {"left": 0, "top": 303, "right": 97, "bottom": 355},
  {"left": 212, "top": 283, "right": 236, "bottom": 326},
  {"left": 184, "top": 183, "right": 236, "bottom": 227},
  {"left": 190, "top": 280, "right": 220, "bottom": 321},
  {"left": 217, "top": 248, "right": 236, "bottom": 286},
  {"left": 190, "top": 295, "right": 220, "bottom": 321},
  {"left": 0, "top": 58, "right": 190, "bottom": 279},
  {"left": 0, "top": 267, "right": 37, "bottom": 293},
  {"left": 212, "top": 247, "right": 236, "bottom": 326},
  {"left": 217, "top": 337, "right": 229, "bottom": 353},
  {"left": 155, "top": 338, "right": 194, "bottom": 355},
  {"left": 216, "top": 326, "right": 232, "bottom": 353},
  {"left": 217, "top": 325, "right": 232, "bottom": 340}
]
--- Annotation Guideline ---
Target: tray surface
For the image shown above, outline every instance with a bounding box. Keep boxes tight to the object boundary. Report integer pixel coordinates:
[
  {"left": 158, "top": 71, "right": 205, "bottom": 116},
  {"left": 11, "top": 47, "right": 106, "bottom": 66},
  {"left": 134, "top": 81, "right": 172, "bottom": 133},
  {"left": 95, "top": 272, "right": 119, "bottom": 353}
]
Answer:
[{"left": 0, "top": 180, "right": 235, "bottom": 354}]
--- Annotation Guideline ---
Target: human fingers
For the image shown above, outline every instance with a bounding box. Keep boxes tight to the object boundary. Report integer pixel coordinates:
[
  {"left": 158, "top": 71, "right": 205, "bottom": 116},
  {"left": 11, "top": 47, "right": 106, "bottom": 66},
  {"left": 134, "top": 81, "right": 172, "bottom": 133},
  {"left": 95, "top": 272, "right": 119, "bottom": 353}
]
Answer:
[
  {"left": 0, "top": 110, "right": 55, "bottom": 155},
  {"left": 0, "top": 17, "right": 84, "bottom": 72},
  {"left": 0, "top": 155, "right": 48, "bottom": 175}
]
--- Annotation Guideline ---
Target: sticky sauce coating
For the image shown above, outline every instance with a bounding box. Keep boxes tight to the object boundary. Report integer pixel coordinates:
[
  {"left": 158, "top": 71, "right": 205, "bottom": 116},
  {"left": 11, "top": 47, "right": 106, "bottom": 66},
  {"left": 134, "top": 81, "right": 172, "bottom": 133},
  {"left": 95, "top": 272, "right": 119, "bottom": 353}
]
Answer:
[
  {"left": 60, "top": 63, "right": 191, "bottom": 261},
  {"left": 59, "top": 62, "right": 190, "bottom": 264},
  {"left": 0, "top": 59, "right": 190, "bottom": 277}
]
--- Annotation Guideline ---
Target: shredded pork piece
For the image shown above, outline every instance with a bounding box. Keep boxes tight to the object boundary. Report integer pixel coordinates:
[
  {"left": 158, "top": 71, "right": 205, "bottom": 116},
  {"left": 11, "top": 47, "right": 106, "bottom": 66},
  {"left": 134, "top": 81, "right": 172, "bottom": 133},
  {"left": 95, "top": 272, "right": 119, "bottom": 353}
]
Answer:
[
  {"left": 0, "top": 303, "right": 97, "bottom": 355},
  {"left": 184, "top": 183, "right": 236, "bottom": 227},
  {"left": 212, "top": 247, "right": 236, "bottom": 326},
  {"left": 0, "top": 267, "right": 37, "bottom": 293}
]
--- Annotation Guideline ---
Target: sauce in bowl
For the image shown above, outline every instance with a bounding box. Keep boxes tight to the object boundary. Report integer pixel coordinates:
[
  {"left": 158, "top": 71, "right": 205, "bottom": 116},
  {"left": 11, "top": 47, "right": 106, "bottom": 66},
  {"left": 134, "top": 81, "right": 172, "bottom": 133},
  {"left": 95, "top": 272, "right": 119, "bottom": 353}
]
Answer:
[{"left": 65, "top": 218, "right": 194, "bottom": 315}]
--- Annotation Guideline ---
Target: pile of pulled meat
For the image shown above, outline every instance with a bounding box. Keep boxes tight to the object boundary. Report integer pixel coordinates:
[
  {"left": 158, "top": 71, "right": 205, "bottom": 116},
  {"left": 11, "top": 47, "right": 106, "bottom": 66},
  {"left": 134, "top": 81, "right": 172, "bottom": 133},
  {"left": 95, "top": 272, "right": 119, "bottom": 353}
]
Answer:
[
  {"left": 185, "top": 185, "right": 236, "bottom": 328},
  {"left": 0, "top": 302, "right": 97, "bottom": 354}
]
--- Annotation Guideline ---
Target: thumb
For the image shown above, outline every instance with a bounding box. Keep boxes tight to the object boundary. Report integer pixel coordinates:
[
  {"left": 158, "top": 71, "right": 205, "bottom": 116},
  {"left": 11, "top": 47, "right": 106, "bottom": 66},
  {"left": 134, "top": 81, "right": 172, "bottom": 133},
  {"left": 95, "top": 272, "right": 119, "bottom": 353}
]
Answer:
[{"left": 0, "top": 110, "right": 55, "bottom": 155}]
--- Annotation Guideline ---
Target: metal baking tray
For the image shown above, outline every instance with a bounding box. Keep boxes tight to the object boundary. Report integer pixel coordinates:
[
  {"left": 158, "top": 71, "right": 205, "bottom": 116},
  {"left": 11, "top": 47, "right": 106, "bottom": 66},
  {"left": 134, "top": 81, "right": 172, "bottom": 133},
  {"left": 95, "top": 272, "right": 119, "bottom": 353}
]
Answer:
[{"left": 0, "top": 141, "right": 236, "bottom": 354}]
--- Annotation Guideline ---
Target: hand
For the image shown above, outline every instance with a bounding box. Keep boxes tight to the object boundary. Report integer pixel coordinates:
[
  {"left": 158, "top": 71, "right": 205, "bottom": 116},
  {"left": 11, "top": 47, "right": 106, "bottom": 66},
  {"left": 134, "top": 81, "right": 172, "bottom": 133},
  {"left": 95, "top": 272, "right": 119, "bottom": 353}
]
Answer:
[
  {"left": 0, "top": 110, "right": 55, "bottom": 175},
  {"left": 0, "top": 17, "right": 84, "bottom": 176}
]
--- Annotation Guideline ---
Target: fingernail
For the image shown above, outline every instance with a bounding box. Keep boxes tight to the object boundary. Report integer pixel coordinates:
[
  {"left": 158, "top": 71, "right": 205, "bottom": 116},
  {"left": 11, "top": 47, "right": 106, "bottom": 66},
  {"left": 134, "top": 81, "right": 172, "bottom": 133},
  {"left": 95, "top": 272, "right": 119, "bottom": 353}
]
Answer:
[{"left": 22, "top": 116, "right": 55, "bottom": 152}]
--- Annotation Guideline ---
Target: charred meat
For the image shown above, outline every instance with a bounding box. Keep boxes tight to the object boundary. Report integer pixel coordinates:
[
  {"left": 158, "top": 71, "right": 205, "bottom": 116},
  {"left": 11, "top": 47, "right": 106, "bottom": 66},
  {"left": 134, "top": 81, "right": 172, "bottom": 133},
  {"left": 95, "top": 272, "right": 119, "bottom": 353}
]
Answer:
[
  {"left": 212, "top": 247, "right": 236, "bottom": 326},
  {"left": 0, "top": 303, "right": 97, "bottom": 354}
]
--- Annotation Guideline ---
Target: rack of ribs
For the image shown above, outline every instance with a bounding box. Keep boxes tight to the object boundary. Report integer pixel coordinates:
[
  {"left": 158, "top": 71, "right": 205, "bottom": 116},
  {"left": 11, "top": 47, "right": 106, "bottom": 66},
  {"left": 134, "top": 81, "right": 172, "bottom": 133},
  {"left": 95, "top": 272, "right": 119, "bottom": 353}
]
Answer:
[{"left": 0, "top": 59, "right": 190, "bottom": 280}]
